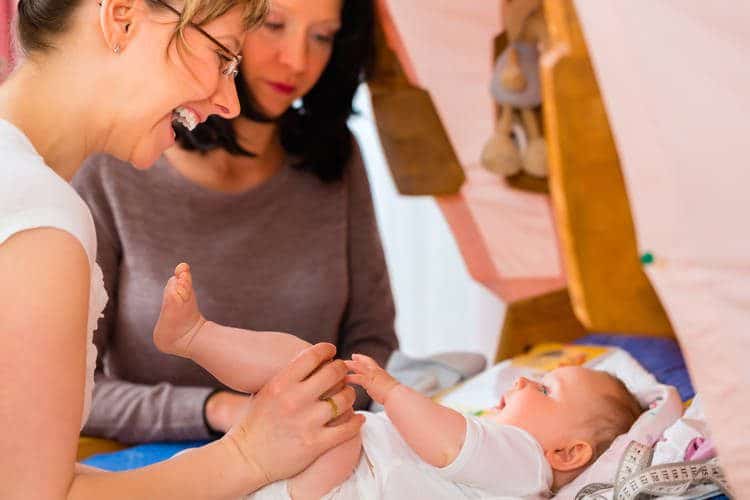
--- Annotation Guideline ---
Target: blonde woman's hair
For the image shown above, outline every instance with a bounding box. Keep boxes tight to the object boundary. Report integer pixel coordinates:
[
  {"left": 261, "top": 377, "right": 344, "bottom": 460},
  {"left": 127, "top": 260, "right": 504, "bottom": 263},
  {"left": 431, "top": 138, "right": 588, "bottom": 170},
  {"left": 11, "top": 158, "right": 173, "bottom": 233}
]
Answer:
[
  {"left": 171, "top": 0, "right": 268, "bottom": 37},
  {"left": 16, "top": 0, "right": 268, "bottom": 54}
]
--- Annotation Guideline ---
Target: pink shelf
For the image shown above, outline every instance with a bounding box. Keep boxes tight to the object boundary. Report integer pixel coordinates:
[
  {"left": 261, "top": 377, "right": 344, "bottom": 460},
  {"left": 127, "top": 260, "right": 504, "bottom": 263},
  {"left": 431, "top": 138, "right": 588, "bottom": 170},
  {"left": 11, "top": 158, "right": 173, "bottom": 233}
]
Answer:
[
  {"left": 1, "top": 0, "right": 15, "bottom": 80},
  {"left": 378, "top": 0, "right": 565, "bottom": 302}
]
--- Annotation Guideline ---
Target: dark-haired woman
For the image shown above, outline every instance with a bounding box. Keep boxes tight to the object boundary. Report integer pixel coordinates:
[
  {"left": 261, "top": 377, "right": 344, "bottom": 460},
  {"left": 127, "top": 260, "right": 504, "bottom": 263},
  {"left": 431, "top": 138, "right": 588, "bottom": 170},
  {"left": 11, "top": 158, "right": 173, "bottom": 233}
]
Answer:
[
  {"left": 73, "top": 0, "right": 399, "bottom": 443},
  {"left": 0, "top": 0, "right": 363, "bottom": 496}
]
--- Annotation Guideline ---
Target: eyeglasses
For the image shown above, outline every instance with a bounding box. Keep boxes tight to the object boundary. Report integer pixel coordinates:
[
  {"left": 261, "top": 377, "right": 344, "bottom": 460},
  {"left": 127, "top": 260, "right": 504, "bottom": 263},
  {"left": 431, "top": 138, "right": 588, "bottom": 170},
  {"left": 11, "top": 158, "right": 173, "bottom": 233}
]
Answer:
[{"left": 153, "top": 0, "right": 242, "bottom": 79}]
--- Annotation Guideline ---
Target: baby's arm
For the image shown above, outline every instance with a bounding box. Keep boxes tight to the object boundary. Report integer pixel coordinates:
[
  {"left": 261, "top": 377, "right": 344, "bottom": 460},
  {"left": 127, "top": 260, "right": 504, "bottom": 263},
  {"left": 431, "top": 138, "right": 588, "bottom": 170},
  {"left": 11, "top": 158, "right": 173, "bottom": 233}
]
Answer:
[
  {"left": 153, "top": 263, "right": 311, "bottom": 394},
  {"left": 346, "top": 354, "right": 467, "bottom": 468}
]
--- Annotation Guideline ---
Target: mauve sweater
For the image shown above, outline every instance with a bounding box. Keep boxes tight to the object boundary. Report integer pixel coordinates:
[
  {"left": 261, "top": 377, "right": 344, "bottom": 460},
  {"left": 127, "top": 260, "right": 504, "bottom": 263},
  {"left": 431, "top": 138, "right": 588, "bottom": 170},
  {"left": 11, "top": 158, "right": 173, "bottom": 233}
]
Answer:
[{"left": 72, "top": 146, "right": 398, "bottom": 443}]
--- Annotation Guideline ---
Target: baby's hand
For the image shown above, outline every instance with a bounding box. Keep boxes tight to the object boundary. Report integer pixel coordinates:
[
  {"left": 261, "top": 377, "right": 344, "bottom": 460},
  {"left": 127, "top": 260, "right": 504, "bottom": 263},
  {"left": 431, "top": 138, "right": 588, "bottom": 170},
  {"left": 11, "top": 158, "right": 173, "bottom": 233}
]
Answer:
[{"left": 345, "top": 354, "right": 400, "bottom": 405}]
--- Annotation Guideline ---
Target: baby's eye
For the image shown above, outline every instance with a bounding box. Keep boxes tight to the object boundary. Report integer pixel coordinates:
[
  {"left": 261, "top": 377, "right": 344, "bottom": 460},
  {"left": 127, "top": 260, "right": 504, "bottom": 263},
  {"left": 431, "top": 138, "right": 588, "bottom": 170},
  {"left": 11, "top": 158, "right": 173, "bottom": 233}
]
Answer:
[{"left": 538, "top": 384, "right": 550, "bottom": 396}]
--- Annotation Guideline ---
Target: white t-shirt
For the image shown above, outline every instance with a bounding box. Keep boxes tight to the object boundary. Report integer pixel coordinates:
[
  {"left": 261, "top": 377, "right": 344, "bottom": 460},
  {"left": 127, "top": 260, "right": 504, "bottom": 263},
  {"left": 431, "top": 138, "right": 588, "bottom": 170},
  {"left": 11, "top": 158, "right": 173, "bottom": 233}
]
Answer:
[
  {"left": 250, "top": 412, "right": 552, "bottom": 500},
  {"left": 0, "top": 119, "right": 107, "bottom": 428}
]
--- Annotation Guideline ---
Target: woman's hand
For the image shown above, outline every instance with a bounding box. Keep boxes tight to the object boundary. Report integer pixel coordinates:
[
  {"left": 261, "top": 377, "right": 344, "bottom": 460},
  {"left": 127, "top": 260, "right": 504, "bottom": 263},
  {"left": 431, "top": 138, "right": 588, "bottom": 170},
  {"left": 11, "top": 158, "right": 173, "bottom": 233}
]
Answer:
[{"left": 223, "top": 343, "right": 364, "bottom": 485}]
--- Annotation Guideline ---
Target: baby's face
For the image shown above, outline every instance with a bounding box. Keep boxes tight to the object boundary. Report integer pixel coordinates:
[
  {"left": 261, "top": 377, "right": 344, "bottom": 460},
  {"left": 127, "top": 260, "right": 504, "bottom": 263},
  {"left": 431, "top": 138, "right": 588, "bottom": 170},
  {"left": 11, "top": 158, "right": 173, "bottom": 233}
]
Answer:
[{"left": 490, "top": 366, "right": 617, "bottom": 451}]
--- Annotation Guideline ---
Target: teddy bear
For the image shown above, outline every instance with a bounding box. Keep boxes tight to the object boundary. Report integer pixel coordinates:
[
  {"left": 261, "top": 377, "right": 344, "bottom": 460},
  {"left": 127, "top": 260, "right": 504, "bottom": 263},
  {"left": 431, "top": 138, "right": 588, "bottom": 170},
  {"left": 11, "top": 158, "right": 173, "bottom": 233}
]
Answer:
[{"left": 481, "top": 0, "right": 549, "bottom": 180}]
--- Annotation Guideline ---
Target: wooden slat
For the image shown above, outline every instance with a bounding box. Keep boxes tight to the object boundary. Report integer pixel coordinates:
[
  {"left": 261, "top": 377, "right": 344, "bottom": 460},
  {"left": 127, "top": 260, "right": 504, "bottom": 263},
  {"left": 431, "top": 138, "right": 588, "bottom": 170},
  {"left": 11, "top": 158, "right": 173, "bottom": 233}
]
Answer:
[
  {"left": 496, "top": 288, "right": 587, "bottom": 362},
  {"left": 77, "top": 436, "right": 125, "bottom": 461},
  {"left": 369, "top": 1, "right": 465, "bottom": 196},
  {"left": 539, "top": 0, "right": 673, "bottom": 336}
]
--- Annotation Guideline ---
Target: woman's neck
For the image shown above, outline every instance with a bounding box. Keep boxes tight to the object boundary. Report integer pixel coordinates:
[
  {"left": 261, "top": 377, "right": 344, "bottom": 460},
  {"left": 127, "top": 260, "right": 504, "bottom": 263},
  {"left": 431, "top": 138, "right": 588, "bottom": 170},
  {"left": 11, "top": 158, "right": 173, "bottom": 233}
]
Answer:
[
  {"left": 233, "top": 116, "right": 280, "bottom": 161},
  {"left": 166, "top": 116, "right": 287, "bottom": 194},
  {"left": 0, "top": 59, "right": 102, "bottom": 181}
]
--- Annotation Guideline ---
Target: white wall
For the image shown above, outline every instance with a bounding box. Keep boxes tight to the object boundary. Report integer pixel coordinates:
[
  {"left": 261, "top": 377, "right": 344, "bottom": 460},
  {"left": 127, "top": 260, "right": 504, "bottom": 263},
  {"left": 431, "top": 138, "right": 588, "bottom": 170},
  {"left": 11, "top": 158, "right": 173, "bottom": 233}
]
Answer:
[{"left": 348, "top": 86, "right": 506, "bottom": 362}]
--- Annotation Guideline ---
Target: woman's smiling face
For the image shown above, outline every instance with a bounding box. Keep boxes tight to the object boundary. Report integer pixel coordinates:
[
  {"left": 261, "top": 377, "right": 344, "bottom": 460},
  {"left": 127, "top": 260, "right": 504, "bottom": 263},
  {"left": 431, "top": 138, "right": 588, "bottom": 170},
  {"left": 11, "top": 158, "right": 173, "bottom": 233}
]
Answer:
[{"left": 113, "top": 1, "right": 248, "bottom": 168}]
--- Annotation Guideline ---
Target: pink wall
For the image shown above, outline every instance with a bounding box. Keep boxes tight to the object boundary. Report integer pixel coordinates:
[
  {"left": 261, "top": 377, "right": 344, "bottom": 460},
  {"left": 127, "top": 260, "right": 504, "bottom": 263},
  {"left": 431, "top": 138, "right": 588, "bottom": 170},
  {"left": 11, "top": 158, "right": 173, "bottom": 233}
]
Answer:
[
  {"left": 575, "top": 1, "right": 750, "bottom": 496},
  {"left": 0, "top": 0, "right": 14, "bottom": 81}
]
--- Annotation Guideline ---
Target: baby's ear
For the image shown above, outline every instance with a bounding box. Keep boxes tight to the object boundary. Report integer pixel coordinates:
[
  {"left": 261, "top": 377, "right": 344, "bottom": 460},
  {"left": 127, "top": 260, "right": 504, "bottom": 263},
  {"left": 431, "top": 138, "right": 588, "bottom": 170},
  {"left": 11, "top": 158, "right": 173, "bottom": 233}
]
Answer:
[{"left": 545, "top": 440, "right": 594, "bottom": 472}]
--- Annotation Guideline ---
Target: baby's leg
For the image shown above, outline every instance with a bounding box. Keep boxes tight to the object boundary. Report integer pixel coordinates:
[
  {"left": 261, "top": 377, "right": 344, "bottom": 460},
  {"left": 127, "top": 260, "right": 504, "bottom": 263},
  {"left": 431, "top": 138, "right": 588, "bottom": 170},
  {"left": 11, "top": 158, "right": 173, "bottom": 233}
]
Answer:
[
  {"left": 153, "top": 263, "right": 205, "bottom": 357},
  {"left": 287, "top": 433, "right": 363, "bottom": 500},
  {"left": 153, "top": 263, "right": 311, "bottom": 394}
]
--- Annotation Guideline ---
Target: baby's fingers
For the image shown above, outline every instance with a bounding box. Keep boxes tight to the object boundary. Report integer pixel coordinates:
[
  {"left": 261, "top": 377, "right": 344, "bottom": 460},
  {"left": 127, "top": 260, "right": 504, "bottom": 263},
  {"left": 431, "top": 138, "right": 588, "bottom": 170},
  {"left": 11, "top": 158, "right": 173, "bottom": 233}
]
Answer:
[
  {"left": 351, "top": 353, "right": 378, "bottom": 368},
  {"left": 345, "top": 374, "right": 366, "bottom": 387},
  {"left": 344, "top": 359, "right": 368, "bottom": 375}
]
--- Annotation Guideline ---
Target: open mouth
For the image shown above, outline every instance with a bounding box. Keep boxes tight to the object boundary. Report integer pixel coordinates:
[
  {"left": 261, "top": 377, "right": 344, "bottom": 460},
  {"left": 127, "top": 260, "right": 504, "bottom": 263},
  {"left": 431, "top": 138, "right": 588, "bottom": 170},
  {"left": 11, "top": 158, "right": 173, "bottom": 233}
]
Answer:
[
  {"left": 172, "top": 106, "right": 200, "bottom": 131},
  {"left": 497, "top": 395, "right": 506, "bottom": 411}
]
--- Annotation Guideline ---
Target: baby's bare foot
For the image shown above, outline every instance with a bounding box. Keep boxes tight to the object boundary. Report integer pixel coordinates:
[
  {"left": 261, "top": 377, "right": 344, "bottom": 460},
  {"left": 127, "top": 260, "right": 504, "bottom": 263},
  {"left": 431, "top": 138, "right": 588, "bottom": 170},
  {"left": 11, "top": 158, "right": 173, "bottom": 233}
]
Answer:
[{"left": 153, "top": 263, "right": 205, "bottom": 357}]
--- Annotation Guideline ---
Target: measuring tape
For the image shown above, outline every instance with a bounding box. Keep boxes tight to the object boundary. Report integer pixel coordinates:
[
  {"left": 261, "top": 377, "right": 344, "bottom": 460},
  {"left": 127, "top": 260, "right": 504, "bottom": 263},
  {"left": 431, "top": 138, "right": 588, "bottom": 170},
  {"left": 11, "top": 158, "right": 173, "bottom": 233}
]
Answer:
[{"left": 575, "top": 441, "right": 732, "bottom": 500}]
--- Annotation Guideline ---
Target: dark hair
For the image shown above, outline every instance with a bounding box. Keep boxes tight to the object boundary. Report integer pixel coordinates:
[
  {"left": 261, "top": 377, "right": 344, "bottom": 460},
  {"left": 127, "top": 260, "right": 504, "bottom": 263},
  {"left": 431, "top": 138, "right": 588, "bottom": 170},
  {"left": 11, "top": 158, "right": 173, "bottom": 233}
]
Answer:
[
  {"left": 15, "top": 0, "right": 82, "bottom": 53},
  {"left": 588, "top": 374, "right": 642, "bottom": 461},
  {"left": 176, "top": 0, "right": 375, "bottom": 182},
  {"left": 15, "top": 0, "right": 268, "bottom": 54}
]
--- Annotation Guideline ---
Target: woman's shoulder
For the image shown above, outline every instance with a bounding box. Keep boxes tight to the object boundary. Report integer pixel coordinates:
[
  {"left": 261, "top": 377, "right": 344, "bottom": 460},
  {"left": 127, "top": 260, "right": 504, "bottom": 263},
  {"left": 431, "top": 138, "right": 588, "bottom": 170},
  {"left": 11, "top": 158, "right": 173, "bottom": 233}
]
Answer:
[
  {"left": 340, "top": 137, "right": 375, "bottom": 198},
  {"left": 0, "top": 140, "right": 97, "bottom": 265}
]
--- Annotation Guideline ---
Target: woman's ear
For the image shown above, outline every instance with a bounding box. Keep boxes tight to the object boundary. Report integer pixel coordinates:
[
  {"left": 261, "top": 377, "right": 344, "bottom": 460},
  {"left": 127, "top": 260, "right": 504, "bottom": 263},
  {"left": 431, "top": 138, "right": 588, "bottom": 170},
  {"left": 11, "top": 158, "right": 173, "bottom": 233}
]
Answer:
[
  {"left": 99, "top": 0, "right": 139, "bottom": 53},
  {"left": 545, "top": 440, "right": 594, "bottom": 472}
]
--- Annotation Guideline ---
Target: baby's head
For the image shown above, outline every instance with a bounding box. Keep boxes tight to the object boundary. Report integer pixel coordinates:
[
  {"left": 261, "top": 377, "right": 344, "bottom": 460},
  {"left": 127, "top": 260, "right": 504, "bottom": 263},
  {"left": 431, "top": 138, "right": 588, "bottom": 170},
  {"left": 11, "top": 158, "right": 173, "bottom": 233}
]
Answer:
[{"left": 492, "top": 366, "right": 642, "bottom": 489}]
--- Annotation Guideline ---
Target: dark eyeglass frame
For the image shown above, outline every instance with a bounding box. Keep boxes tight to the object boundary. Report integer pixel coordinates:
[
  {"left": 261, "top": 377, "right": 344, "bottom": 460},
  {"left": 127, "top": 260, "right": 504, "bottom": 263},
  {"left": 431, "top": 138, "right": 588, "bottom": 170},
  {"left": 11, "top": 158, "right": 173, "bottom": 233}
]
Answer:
[{"left": 153, "top": 0, "right": 243, "bottom": 78}]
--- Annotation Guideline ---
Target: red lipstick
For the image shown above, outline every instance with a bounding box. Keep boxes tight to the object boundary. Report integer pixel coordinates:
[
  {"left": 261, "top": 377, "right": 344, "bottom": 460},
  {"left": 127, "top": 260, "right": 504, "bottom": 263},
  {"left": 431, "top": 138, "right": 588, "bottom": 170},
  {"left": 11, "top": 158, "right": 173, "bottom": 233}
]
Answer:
[{"left": 268, "top": 81, "right": 296, "bottom": 95}]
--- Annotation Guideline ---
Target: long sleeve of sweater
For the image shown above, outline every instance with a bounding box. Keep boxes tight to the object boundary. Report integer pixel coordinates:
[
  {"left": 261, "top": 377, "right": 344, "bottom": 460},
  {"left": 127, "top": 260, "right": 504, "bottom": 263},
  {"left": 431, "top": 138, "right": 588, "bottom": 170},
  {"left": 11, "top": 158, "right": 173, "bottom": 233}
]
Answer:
[{"left": 336, "top": 147, "right": 399, "bottom": 409}]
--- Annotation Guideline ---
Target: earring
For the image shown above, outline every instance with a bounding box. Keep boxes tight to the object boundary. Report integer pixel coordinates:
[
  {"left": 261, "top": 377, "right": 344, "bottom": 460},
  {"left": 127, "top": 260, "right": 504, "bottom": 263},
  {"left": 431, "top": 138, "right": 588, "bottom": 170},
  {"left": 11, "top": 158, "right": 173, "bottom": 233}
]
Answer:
[{"left": 113, "top": 44, "right": 120, "bottom": 54}]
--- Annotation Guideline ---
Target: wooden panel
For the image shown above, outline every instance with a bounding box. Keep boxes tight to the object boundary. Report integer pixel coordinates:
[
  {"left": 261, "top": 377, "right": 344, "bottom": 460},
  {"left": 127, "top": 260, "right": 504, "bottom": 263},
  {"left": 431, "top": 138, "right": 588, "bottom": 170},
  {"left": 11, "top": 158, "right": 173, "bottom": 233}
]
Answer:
[
  {"left": 369, "top": 1, "right": 465, "bottom": 195},
  {"left": 77, "top": 436, "right": 125, "bottom": 461},
  {"left": 496, "top": 288, "right": 587, "bottom": 362},
  {"left": 539, "top": 0, "right": 673, "bottom": 336}
]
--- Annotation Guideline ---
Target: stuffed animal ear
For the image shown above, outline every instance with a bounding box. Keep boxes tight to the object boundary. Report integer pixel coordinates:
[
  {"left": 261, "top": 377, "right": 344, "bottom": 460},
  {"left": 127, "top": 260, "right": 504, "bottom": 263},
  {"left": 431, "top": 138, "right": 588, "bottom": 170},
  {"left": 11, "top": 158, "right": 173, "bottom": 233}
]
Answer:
[
  {"left": 502, "top": 0, "right": 544, "bottom": 42},
  {"left": 545, "top": 441, "right": 594, "bottom": 472}
]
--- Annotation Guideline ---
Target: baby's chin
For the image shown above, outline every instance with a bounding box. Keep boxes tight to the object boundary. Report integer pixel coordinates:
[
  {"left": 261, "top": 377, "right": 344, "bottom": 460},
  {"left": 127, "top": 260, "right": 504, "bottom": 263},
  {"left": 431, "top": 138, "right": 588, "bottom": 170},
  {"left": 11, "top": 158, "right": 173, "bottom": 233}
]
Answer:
[{"left": 482, "top": 408, "right": 512, "bottom": 425}]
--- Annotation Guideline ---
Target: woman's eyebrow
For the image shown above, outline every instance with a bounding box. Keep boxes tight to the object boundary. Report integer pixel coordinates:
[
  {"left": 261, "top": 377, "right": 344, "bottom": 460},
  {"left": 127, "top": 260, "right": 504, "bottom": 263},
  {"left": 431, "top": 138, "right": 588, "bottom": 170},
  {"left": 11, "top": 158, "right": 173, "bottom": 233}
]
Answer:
[
  {"left": 315, "top": 21, "right": 341, "bottom": 31},
  {"left": 216, "top": 35, "right": 241, "bottom": 53}
]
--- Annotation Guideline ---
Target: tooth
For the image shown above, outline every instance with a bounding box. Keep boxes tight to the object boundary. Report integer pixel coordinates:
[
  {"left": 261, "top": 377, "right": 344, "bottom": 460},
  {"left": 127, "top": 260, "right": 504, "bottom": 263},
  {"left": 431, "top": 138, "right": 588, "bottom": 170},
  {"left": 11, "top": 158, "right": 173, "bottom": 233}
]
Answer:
[{"left": 171, "top": 106, "right": 200, "bottom": 131}]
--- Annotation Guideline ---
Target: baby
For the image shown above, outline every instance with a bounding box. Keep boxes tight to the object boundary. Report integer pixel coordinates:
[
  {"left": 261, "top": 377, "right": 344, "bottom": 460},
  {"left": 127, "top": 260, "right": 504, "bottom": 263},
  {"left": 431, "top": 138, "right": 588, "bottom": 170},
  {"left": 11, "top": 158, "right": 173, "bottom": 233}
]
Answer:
[{"left": 154, "top": 264, "right": 642, "bottom": 499}]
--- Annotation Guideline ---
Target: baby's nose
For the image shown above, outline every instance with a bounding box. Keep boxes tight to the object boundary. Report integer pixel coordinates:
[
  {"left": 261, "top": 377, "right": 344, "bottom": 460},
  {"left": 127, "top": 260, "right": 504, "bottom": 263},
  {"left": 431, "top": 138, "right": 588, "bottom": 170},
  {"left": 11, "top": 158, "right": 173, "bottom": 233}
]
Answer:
[{"left": 515, "top": 377, "right": 530, "bottom": 390}]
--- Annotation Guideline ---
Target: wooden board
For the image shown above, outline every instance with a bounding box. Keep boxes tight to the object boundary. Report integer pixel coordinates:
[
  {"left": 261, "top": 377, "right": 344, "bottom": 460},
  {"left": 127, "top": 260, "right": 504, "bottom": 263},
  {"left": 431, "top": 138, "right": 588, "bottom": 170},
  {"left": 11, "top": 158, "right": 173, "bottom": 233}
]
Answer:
[
  {"left": 369, "top": 1, "right": 465, "bottom": 195},
  {"left": 539, "top": 0, "right": 673, "bottom": 336}
]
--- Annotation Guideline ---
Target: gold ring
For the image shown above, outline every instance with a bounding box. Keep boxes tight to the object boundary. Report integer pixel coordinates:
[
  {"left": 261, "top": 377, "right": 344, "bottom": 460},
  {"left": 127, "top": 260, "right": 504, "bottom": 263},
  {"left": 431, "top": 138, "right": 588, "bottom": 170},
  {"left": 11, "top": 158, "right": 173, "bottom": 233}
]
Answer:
[{"left": 324, "top": 397, "right": 339, "bottom": 420}]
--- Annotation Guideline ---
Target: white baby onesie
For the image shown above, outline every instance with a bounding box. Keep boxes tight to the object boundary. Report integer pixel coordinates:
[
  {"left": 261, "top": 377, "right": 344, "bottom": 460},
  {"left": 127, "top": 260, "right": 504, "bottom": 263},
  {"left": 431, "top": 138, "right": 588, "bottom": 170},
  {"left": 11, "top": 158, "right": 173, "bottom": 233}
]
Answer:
[{"left": 249, "top": 412, "right": 552, "bottom": 500}]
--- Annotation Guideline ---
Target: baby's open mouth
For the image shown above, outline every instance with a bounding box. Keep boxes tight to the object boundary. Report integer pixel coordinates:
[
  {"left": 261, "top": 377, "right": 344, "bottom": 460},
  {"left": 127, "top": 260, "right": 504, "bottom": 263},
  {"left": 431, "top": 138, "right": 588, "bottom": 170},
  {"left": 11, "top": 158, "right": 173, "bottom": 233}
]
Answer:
[
  {"left": 497, "top": 395, "right": 506, "bottom": 410},
  {"left": 172, "top": 106, "right": 200, "bottom": 131}
]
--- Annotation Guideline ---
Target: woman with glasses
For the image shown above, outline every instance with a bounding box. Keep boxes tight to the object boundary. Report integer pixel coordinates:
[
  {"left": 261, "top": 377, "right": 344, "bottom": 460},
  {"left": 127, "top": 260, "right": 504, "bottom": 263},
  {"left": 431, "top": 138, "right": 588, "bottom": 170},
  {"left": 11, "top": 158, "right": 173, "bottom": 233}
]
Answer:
[
  {"left": 0, "top": 0, "right": 362, "bottom": 497},
  {"left": 73, "top": 0, "right": 398, "bottom": 443}
]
